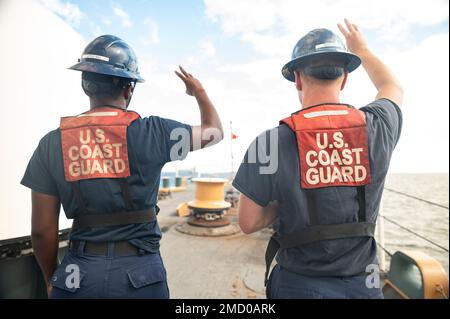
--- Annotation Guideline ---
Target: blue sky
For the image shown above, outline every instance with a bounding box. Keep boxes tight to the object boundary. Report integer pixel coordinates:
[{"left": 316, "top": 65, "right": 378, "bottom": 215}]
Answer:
[
  {"left": 56, "top": 0, "right": 449, "bottom": 67},
  {"left": 60, "top": 0, "right": 256, "bottom": 66}
]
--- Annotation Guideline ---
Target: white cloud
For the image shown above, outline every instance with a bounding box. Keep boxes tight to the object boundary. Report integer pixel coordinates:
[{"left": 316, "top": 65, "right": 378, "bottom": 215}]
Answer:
[
  {"left": 113, "top": 7, "right": 132, "bottom": 28},
  {"left": 210, "top": 34, "right": 450, "bottom": 173},
  {"left": 39, "top": 0, "right": 84, "bottom": 28},
  {"left": 141, "top": 18, "right": 160, "bottom": 45},
  {"left": 218, "top": 57, "right": 281, "bottom": 84},
  {"left": 186, "top": 40, "right": 217, "bottom": 65},
  {"left": 201, "top": 40, "right": 216, "bottom": 58},
  {"left": 202, "top": 0, "right": 449, "bottom": 173},
  {"left": 130, "top": 31, "right": 450, "bottom": 174},
  {"left": 383, "top": 33, "right": 449, "bottom": 172},
  {"left": 205, "top": 0, "right": 449, "bottom": 55},
  {"left": 102, "top": 17, "right": 112, "bottom": 25},
  {"left": 91, "top": 24, "right": 106, "bottom": 38},
  {"left": 205, "top": 0, "right": 278, "bottom": 35}
]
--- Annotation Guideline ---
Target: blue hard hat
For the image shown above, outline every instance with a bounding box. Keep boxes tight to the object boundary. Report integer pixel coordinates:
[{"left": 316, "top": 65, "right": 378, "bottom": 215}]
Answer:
[
  {"left": 282, "top": 28, "right": 361, "bottom": 82},
  {"left": 69, "top": 35, "right": 145, "bottom": 83}
]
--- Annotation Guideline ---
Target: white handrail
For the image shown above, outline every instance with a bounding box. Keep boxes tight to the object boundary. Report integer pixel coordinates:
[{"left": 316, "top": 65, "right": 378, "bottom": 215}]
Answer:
[{"left": 378, "top": 199, "right": 387, "bottom": 272}]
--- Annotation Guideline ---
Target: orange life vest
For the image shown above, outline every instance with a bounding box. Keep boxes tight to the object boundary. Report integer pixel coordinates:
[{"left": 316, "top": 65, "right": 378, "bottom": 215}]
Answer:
[
  {"left": 60, "top": 107, "right": 158, "bottom": 231},
  {"left": 60, "top": 107, "right": 140, "bottom": 182},
  {"left": 280, "top": 103, "right": 371, "bottom": 189}
]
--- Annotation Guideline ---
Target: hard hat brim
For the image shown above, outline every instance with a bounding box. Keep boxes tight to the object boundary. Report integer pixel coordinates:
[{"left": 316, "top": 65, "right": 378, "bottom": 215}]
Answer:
[
  {"left": 68, "top": 61, "right": 145, "bottom": 83},
  {"left": 281, "top": 51, "right": 361, "bottom": 82}
]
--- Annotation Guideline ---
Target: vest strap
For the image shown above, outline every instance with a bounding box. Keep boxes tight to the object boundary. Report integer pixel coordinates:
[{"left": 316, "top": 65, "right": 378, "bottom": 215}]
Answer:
[
  {"left": 264, "top": 236, "right": 280, "bottom": 287},
  {"left": 72, "top": 208, "right": 157, "bottom": 230},
  {"left": 70, "top": 179, "right": 159, "bottom": 230},
  {"left": 357, "top": 186, "right": 366, "bottom": 222},
  {"left": 71, "top": 181, "right": 88, "bottom": 215},
  {"left": 276, "top": 222, "right": 375, "bottom": 248},
  {"left": 264, "top": 221, "right": 375, "bottom": 286},
  {"left": 119, "top": 178, "right": 134, "bottom": 210}
]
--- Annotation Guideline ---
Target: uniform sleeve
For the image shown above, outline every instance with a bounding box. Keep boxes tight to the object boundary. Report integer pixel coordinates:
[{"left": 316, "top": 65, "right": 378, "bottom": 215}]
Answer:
[
  {"left": 232, "top": 130, "right": 277, "bottom": 207},
  {"left": 21, "top": 133, "right": 59, "bottom": 197},
  {"left": 360, "top": 98, "right": 403, "bottom": 148},
  {"left": 142, "top": 116, "right": 192, "bottom": 163}
]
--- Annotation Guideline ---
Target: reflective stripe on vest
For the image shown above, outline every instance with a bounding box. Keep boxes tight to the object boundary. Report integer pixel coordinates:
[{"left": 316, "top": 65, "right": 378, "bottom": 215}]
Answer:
[{"left": 60, "top": 107, "right": 140, "bottom": 182}]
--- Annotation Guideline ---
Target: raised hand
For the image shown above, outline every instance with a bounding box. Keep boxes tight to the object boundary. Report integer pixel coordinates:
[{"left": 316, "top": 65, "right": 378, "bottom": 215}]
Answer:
[
  {"left": 174, "top": 66, "right": 206, "bottom": 97},
  {"left": 337, "top": 18, "right": 369, "bottom": 56}
]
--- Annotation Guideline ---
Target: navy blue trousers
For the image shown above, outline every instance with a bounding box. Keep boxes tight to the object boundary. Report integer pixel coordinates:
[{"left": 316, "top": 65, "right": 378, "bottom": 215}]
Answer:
[
  {"left": 266, "top": 264, "right": 384, "bottom": 299},
  {"left": 50, "top": 244, "right": 169, "bottom": 299}
]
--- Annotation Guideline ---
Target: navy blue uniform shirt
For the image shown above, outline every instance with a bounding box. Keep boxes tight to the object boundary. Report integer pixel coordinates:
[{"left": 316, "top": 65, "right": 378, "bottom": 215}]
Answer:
[
  {"left": 233, "top": 99, "right": 402, "bottom": 276},
  {"left": 21, "top": 112, "right": 192, "bottom": 253}
]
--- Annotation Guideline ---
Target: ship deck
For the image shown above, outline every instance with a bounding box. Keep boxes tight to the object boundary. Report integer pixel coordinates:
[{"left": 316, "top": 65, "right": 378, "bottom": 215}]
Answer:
[{"left": 157, "top": 184, "right": 268, "bottom": 299}]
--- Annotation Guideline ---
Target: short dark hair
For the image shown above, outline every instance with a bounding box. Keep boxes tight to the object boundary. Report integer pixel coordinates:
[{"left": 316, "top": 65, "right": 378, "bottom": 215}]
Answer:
[
  {"left": 298, "top": 55, "right": 347, "bottom": 80},
  {"left": 81, "top": 72, "right": 132, "bottom": 99},
  {"left": 302, "top": 65, "right": 345, "bottom": 80}
]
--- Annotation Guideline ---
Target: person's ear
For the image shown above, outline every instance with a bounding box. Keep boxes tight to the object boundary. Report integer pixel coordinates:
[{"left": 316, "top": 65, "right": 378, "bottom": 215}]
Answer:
[
  {"left": 295, "top": 71, "right": 303, "bottom": 91},
  {"left": 124, "top": 84, "right": 133, "bottom": 100},
  {"left": 340, "top": 72, "right": 348, "bottom": 91}
]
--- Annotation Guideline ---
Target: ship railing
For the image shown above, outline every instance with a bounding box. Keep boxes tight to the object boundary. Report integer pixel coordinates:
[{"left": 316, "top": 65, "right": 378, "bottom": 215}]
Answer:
[{"left": 377, "top": 187, "right": 449, "bottom": 272}]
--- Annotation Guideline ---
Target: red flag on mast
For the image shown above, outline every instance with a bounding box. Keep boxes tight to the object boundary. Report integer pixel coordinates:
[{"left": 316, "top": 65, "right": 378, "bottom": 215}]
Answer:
[{"left": 231, "top": 133, "right": 238, "bottom": 139}]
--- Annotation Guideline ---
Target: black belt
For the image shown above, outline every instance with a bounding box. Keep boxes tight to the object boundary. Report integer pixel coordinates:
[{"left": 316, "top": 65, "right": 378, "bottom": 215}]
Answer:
[{"left": 69, "top": 240, "right": 140, "bottom": 257}]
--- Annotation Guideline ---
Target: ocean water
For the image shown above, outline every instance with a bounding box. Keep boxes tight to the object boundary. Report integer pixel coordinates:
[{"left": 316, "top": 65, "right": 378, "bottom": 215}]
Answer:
[{"left": 381, "top": 174, "right": 449, "bottom": 274}]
